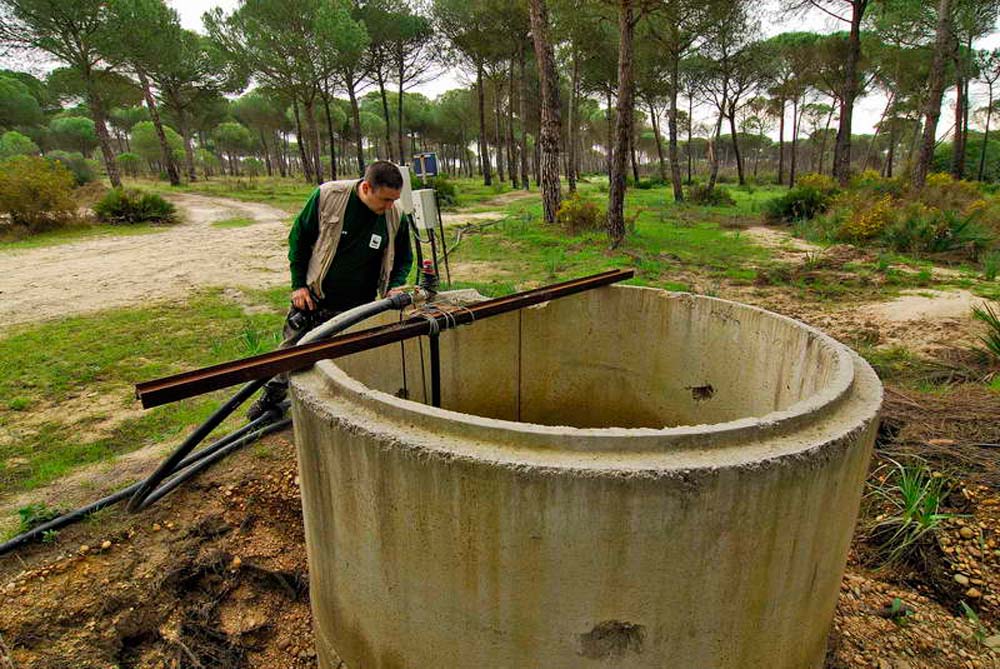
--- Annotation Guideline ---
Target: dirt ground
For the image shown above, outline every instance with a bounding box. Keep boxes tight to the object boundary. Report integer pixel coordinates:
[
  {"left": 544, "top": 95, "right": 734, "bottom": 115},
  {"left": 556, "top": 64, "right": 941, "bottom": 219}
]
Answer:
[
  {"left": 0, "top": 194, "right": 289, "bottom": 333},
  {"left": 1, "top": 194, "right": 999, "bottom": 668}
]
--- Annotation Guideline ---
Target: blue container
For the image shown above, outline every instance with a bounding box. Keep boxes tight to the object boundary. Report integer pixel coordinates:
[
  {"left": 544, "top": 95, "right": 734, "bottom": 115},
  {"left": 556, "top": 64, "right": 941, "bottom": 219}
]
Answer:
[{"left": 412, "top": 152, "right": 438, "bottom": 177}]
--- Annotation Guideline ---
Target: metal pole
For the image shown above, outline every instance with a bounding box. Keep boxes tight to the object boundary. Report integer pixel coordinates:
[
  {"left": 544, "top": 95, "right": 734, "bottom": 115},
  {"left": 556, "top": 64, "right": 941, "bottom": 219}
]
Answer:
[
  {"left": 135, "top": 270, "right": 634, "bottom": 408},
  {"left": 433, "top": 190, "right": 452, "bottom": 287},
  {"left": 429, "top": 333, "right": 441, "bottom": 408}
]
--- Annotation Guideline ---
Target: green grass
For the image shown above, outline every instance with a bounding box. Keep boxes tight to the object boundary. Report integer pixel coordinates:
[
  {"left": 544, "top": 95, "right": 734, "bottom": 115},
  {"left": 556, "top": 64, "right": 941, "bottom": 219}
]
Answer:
[
  {"left": 865, "top": 457, "right": 960, "bottom": 567},
  {"left": 139, "top": 175, "right": 529, "bottom": 214},
  {"left": 0, "top": 285, "right": 288, "bottom": 497},
  {"left": 211, "top": 216, "right": 257, "bottom": 229},
  {"left": 138, "top": 177, "right": 316, "bottom": 213},
  {"left": 0, "top": 221, "right": 167, "bottom": 251},
  {"left": 450, "top": 183, "right": 775, "bottom": 291}
]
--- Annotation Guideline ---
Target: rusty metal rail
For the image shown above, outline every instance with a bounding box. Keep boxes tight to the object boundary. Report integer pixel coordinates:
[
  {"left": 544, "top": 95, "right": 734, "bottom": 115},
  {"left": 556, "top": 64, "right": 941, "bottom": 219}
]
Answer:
[{"left": 136, "top": 269, "right": 634, "bottom": 409}]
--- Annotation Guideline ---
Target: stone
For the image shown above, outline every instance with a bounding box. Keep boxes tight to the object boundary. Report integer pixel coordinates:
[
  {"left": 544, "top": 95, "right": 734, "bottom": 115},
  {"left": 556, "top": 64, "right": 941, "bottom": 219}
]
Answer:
[
  {"left": 100, "top": 540, "right": 112, "bottom": 550},
  {"left": 959, "top": 527, "right": 975, "bottom": 540},
  {"left": 954, "top": 574, "right": 970, "bottom": 586},
  {"left": 965, "top": 588, "right": 982, "bottom": 599}
]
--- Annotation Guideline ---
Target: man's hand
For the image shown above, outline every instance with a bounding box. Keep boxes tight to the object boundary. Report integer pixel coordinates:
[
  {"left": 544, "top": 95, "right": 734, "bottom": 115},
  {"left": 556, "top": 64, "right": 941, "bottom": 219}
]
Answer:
[
  {"left": 386, "top": 287, "right": 406, "bottom": 297},
  {"left": 291, "top": 287, "right": 316, "bottom": 311}
]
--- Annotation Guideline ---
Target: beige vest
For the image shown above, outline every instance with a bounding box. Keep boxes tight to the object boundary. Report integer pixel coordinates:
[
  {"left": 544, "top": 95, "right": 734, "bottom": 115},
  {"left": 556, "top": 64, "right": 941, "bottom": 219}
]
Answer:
[{"left": 305, "top": 179, "right": 403, "bottom": 300}]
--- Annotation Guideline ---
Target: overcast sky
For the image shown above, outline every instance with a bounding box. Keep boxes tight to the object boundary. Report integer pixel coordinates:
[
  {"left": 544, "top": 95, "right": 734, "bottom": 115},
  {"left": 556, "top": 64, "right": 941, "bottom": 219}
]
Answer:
[
  {"left": 166, "top": 0, "right": 1000, "bottom": 137},
  {"left": 5, "top": 1, "right": 998, "bottom": 137}
]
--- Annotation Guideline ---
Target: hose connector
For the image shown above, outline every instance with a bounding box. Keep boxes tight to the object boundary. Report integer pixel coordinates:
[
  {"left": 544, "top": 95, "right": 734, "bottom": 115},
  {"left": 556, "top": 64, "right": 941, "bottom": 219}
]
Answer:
[{"left": 420, "top": 259, "right": 438, "bottom": 299}]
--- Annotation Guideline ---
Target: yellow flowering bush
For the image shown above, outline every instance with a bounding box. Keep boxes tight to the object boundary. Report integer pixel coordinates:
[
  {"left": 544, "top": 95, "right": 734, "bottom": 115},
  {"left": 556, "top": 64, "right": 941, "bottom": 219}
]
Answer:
[
  {"left": 839, "top": 195, "right": 896, "bottom": 240},
  {"left": 796, "top": 172, "right": 838, "bottom": 193}
]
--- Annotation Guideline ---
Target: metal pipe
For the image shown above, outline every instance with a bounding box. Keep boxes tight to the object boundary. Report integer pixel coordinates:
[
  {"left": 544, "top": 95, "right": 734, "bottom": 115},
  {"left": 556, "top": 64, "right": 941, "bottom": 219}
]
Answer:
[
  {"left": 135, "top": 270, "right": 634, "bottom": 408},
  {"left": 128, "top": 295, "right": 415, "bottom": 512},
  {"left": 429, "top": 333, "right": 441, "bottom": 408}
]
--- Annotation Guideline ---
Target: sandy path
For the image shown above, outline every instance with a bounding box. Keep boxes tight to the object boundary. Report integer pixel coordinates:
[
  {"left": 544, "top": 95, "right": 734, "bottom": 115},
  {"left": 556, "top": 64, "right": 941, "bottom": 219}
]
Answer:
[{"left": 0, "top": 193, "right": 290, "bottom": 332}]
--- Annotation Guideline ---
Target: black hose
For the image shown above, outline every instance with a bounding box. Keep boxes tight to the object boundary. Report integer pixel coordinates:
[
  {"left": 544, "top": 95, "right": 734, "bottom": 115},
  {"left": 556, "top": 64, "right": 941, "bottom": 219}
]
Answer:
[
  {"left": 0, "top": 295, "right": 417, "bottom": 556},
  {"left": 0, "top": 408, "right": 285, "bottom": 556},
  {"left": 137, "top": 416, "right": 291, "bottom": 508},
  {"left": 126, "top": 293, "right": 412, "bottom": 513},
  {"left": 125, "top": 379, "right": 266, "bottom": 512}
]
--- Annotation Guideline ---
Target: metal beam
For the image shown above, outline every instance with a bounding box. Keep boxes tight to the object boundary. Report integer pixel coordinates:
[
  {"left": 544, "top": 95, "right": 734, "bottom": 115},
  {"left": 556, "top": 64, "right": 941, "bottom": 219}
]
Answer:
[{"left": 136, "top": 269, "right": 634, "bottom": 409}]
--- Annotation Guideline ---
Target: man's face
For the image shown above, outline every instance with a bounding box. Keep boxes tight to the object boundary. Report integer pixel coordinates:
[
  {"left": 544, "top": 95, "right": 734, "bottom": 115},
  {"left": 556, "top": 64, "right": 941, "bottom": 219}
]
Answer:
[{"left": 359, "top": 181, "right": 401, "bottom": 215}]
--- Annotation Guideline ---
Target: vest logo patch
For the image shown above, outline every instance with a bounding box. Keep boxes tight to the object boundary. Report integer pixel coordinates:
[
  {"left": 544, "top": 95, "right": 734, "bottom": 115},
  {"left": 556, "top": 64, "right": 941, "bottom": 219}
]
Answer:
[{"left": 369, "top": 233, "right": 382, "bottom": 249}]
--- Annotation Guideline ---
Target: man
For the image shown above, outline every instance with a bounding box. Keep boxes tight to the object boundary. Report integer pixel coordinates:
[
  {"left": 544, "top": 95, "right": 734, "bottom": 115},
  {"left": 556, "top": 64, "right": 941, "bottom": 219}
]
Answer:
[{"left": 246, "top": 160, "right": 414, "bottom": 419}]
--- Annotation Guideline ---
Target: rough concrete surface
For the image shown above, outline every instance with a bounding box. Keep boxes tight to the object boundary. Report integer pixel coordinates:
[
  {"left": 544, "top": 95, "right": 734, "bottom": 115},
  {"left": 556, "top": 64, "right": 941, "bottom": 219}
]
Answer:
[{"left": 290, "top": 285, "right": 883, "bottom": 668}]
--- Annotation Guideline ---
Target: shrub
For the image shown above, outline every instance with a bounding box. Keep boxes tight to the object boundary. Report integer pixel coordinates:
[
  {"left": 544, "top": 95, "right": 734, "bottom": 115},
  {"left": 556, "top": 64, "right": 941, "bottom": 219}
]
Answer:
[
  {"left": 972, "top": 302, "right": 1000, "bottom": 361},
  {"left": 414, "top": 175, "right": 457, "bottom": 208},
  {"left": 556, "top": 194, "right": 604, "bottom": 233},
  {"left": 47, "top": 150, "right": 98, "bottom": 185},
  {"left": 838, "top": 194, "right": 895, "bottom": 240},
  {"left": 686, "top": 184, "right": 735, "bottom": 206},
  {"left": 93, "top": 187, "right": 177, "bottom": 224},
  {"left": 919, "top": 172, "right": 982, "bottom": 213},
  {"left": 763, "top": 186, "right": 831, "bottom": 223},
  {"left": 796, "top": 172, "right": 838, "bottom": 193},
  {"left": 0, "top": 155, "right": 77, "bottom": 230},
  {"left": 880, "top": 204, "right": 992, "bottom": 258},
  {"left": 0, "top": 130, "right": 40, "bottom": 159}
]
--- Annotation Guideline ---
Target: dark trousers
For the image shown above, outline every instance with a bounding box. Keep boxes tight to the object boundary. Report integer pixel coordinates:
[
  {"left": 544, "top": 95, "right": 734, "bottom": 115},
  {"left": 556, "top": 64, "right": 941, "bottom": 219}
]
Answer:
[{"left": 266, "top": 306, "right": 342, "bottom": 392}]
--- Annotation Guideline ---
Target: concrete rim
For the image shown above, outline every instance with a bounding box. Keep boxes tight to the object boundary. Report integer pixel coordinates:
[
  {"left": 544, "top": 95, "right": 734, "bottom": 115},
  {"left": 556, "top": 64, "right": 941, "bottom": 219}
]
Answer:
[{"left": 311, "top": 288, "right": 860, "bottom": 454}]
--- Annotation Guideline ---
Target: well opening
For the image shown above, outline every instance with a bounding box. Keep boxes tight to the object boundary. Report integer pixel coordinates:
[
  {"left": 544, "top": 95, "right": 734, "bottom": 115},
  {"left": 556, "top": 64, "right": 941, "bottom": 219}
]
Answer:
[{"left": 333, "top": 286, "right": 850, "bottom": 430}]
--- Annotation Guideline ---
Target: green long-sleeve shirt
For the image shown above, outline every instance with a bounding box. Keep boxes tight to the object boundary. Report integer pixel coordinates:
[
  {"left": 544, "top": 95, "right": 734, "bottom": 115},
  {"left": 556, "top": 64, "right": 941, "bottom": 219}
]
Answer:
[{"left": 288, "top": 186, "right": 414, "bottom": 312}]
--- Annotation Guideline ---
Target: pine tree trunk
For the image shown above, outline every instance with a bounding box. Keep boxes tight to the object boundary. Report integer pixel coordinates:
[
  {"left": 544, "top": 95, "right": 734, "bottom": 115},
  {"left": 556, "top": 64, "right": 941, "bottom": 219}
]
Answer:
[
  {"left": 817, "top": 104, "right": 834, "bottom": 175},
  {"left": 529, "top": 0, "right": 562, "bottom": 224},
  {"left": 708, "top": 105, "right": 725, "bottom": 190},
  {"left": 398, "top": 47, "right": 406, "bottom": 163},
  {"left": 630, "top": 116, "right": 640, "bottom": 182},
  {"left": 90, "top": 90, "right": 122, "bottom": 188},
  {"left": 303, "top": 96, "right": 324, "bottom": 184},
  {"left": 914, "top": 0, "right": 954, "bottom": 189},
  {"left": 345, "top": 76, "right": 365, "bottom": 175},
  {"left": 322, "top": 92, "right": 339, "bottom": 180},
  {"left": 668, "top": 45, "right": 691, "bottom": 202},
  {"left": 292, "top": 99, "right": 313, "bottom": 183},
  {"left": 728, "top": 104, "right": 745, "bottom": 185},
  {"left": 567, "top": 50, "right": 578, "bottom": 192},
  {"left": 789, "top": 96, "right": 801, "bottom": 187},
  {"left": 138, "top": 70, "right": 179, "bottom": 186},
  {"left": 885, "top": 126, "right": 897, "bottom": 177},
  {"left": 477, "top": 62, "right": 492, "bottom": 185},
  {"left": 777, "top": 98, "right": 785, "bottom": 185},
  {"left": 832, "top": 0, "right": 866, "bottom": 186},
  {"left": 519, "top": 41, "right": 530, "bottom": 190},
  {"left": 649, "top": 100, "right": 667, "bottom": 182},
  {"left": 686, "top": 93, "right": 693, "bottom": 185},
  {"left": 951, "top": 45, "right": 966, "bottom": 179},
  {"left": 979, "top": 89, "right": 994, "bottom": 181},
  {"left": 376, "top": 71, "right": 394, "bottom": 163},
  {"left": 178, "top": 110, "right": 197, "bottom": 182},
  {"left": 260, "top": 130, "right": 272, "bottom": 177},
  {"left": 605, "top": 89, "right": 613, "bottom": 178},
  {"left": 494, "top": 79, "right": 506, "bottom": 183},
  {"left": 607, "top": 0, "right": 635, "bottom": 247},
  {"left": 507, "top": 58, "right": 518, "bottom": 188}
]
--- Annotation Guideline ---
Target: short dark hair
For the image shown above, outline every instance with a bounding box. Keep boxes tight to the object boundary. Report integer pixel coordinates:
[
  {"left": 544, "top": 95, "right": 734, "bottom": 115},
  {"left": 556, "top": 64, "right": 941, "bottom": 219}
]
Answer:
[{"left": 364, "top": 160, "right": 403, "bottom": 191}]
